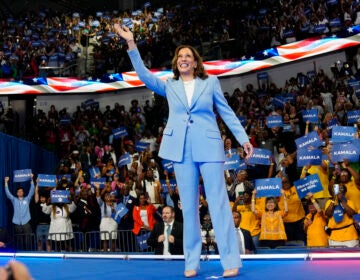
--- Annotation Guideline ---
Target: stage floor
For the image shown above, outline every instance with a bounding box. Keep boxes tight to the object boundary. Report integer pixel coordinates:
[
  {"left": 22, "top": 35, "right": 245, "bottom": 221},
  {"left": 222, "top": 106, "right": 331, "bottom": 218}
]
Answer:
[{"left": 1, "top": 252, "right": 359, "bottom": 279}]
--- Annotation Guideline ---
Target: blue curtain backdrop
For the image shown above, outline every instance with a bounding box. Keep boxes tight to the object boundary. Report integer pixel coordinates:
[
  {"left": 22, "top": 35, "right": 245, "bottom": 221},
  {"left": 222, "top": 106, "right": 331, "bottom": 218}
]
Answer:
[{"left": 0, "top": 133, "right": 58, "bottom": 227}]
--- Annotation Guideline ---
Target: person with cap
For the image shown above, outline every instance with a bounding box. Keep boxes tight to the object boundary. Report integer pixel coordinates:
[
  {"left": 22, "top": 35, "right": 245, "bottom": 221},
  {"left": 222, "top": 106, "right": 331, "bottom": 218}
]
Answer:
[{"left": 114, "top": 24, "right": 253, "bottom": 278}]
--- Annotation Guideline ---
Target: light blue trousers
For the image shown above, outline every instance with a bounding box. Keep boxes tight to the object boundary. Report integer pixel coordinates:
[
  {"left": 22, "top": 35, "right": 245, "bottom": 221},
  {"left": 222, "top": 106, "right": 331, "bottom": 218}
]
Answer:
[{"left": 173, "top": 131, "right": 242, "bottom": 271}]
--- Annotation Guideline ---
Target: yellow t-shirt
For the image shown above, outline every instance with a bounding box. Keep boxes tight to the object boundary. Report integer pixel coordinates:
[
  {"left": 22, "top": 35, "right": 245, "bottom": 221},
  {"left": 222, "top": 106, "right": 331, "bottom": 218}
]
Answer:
[
  {"left": 304, "top": 211, "right": 328, "bottom": 247},
  {"left": 279, "top": 186, "right": 305, "bottom": 223},
  {"left": 325, "top": 199, "right": 359, "bottom": 241},
  {"left": 345, "top": 180, "right": 360, "bottom": 212}
]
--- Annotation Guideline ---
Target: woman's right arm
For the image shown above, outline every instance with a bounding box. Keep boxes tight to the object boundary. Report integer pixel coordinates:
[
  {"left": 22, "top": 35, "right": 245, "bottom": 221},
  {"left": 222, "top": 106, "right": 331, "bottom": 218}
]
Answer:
[{"left": 114, "top": 24, "right": 166, "bottom": 97}]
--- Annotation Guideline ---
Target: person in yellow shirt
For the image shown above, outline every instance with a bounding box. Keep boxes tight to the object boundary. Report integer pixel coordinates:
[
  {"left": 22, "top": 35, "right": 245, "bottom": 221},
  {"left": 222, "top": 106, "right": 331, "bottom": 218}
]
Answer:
[
  {"left": 300, "top": 160, "right": 331, "bottom": 210},
  {"left": 278, "top": 176, "right": 306, "bottom": 243},
  {"left": 324, "top": 184, "right": 359, "bottom": 247},
  {"left": 231, "top": 189, "right": 261, "bottom": 247},
  {"left": 251, "top": 189, "right": 288, "bottom": 249},
  {"left": 303, "top": 194, "right": 328, "bottom": 247},
  {"left": 329, "top": 159, "right": 360, "bottom": 213}
]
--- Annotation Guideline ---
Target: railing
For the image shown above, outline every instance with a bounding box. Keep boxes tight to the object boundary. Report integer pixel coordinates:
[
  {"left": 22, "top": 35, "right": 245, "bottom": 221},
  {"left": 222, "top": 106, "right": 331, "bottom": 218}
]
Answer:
[{"left": 12, "top": 229, "right": 155, "bottom": 253}]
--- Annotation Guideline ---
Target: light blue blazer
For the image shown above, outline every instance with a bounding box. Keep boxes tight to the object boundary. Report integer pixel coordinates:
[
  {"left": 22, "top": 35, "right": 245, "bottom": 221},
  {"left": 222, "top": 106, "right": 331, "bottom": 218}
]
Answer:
[{"left": 128, "top": 48, "right": 249, "bottom": 162}]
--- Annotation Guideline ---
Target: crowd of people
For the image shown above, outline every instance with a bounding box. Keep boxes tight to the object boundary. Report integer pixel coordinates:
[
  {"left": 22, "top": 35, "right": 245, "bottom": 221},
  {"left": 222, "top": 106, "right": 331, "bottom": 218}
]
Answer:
[
  {"left": 2, "top": 0, "right": 360, "bottom": 256},
  {"left": 1, "top": 50, "right": 360, "bottom": 254},
  {"left": 0, "top": 0, "right": 360, "bottom": 79}
]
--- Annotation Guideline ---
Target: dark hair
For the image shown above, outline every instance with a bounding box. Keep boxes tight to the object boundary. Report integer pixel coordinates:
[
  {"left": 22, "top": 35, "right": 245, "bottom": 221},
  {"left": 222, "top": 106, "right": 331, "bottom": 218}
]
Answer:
[
  {"left": 16, "top": 186, "right": 24, "bottom": 192},
  {"left": 171, "top": 45, "right": 208, "bottom": 80},
  {"left": 265, "top": 197, "right": 280, "bottom": 212}
]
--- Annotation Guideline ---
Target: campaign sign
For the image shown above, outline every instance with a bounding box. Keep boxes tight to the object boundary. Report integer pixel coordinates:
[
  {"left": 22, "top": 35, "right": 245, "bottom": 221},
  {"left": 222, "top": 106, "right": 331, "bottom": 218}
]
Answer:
[
  {"left": 295, "top": 131, "right": 322, "bottom": 150},
  {"left": 272, "top": 95, "right": 285, "bottom": 108},
  {"left": 225, "top": 148, "right": 238, "bottom": 157},
  {"left": 238, "top": 116, "right": 247, "bottom": 127},
  {"left": 57, "top": 174, "right": 71, "bottom": 182},
  {"left": 136, "top": 231, "right": 151, "bottom": 251},
  {"left": 89, "top": 166, "right": 101, "bottom": 178},
  {"left": 224, "top": 153, "right": 241, "bottom": 170},
  {"left": 162, "top": 159, "right": 174, "bottom": 173},
  {"left": 247, "top": 148, "right": 272, "bottom": 165},
  {"left": 135, "top": 141, "right": 150, "bottom": 152},
  {"left": 350, "top": 138, "right": 360, "bottom": 153},
  {"left": 346, "top": 110, "right": 360, "bottom": 124},
  {"left": 118, "top": 153, "right": 131, "bottom": 167},
  {"left": 50, "top": 190, "right": 70, "bottom": 204},
  {"left": 90, "top": 177, "right": 106, "bottom": 188},
  {"left": 302, "top": 109, "right": 319, "bottom": 123},
  {"left": 255, "top": 177, "right": 282, "bottom": 197},
  {"left": 237, "top": 159, "right": 247, "bottom": 171},
  {"left": 160, "top": 179, "right": 177, "bottom": 194},
  {"left": 266, "top": 115, "right": 283, "bottom": 128},
  {"left": 13, "top": 169, "right": 32, "bottom": 183},
  {"left": 59, "top": 117, "right": 71, "bottom": 125},
  {"left": 297, "top": 148, "right": 322, "bottom": 167},
  {"left": 331, "top": 143, "right": 359, "bottom": 162},
  {"left": 112, "top": 203, "right": 129, "bottom": 224},
  {"left": 293, "top": 173, "right": 323, "bottom": 199},
  {"left": 331, "top": 126, "right": 356, "bottom": 143},
  {"left": 327, "top": 117, "right": 338, "bottom": 132},
  {"left": 37, "top": 174, "right": 57, "bottom": 187},
  {"left": 112, "top": 126, "right": 128, "bottom": 139}
]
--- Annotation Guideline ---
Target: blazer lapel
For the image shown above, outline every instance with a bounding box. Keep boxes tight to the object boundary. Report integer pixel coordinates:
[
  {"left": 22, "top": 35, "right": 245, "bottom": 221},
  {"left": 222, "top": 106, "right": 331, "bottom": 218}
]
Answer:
[
  {"left": 190, "top": 78, "right": 206, "bottom": 110},
  {"left": 168, "top": 79, "right": 189, "bottom": 110}
]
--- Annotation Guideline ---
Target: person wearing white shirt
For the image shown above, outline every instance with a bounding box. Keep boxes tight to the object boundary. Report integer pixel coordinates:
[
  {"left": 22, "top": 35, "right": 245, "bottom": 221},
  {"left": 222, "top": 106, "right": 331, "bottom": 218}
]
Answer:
[{"left": 147, "top": 206, "right": 183, "bottom": 255}]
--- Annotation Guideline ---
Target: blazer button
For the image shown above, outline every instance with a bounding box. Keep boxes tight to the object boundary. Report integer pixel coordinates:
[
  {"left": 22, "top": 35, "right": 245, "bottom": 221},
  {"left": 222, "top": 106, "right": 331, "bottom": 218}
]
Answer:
[{"left": 189, "top": 120, "right": 194, "bottom": 123}]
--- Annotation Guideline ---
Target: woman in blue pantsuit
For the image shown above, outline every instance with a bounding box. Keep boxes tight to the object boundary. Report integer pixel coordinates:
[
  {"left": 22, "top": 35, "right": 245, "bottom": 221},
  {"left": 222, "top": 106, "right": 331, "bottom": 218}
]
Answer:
[{"left": 114, "top": 24, "right": 253, "bottom": 278}]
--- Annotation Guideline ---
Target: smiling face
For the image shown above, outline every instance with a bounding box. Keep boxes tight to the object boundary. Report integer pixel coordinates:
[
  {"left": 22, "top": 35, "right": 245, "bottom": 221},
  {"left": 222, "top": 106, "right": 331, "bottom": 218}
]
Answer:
[{"left": 176, "top": 47, "right": 197, "bottom": 78}]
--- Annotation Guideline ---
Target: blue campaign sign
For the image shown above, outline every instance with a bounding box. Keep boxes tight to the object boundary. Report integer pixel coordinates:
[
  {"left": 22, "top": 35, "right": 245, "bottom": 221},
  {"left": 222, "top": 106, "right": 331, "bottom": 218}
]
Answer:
[
  {"left": 331, "top": 143, "right": 359, "bottom": 162},
  {"left": 293, "top": 173, "right": 323, "bottom": 199},
  {"left": 247, "top": 148, "right": 272, "bottom": 165},
  {"left": 272, "top": 95, "right": 286, "bottom": 108},
  {"left": 160, "top": 179, "right": 177, "bottom": 194},
  {"left": 112, "top": 203, "right": 129, "bottom": 224},
  {"left": 238, "top": 116, "right": 247, "bottom": 127},
  {"left": 224, "top": 153, "right": 241, "bottom": 170},
  {"left": 112, "top": 126, "right": 128, "bottom": 139},
  {"left": 90, "top": 177, "right": 106, "bottom": 188},
  {"left": 266, "top": 115, "right": 283, "bottom": 128},
  {"left": 162, "top": 159, "right": 174, "bottom": 173},
  {"left": 327, "top": 118, "right": 338, "bottom": 131},
  {"left": 135, "top": 141, "right": 150, "bottom": 152},
  {"left": 297, "top": 148, "right": 322, "bottom": 167},
  {"left": 118, "top": 153, "right": 131, "bottom": 167},
  {"left": 13, "top": 169, "right": 32, "bottom": 183},
  {"left": 331, "top": 126, "right": 356, "bottom": 143},
  {"left": 302, "top": 109, "right": 319, "bottom": 123},
  {"left": 57, "top": 174, "right": 71, "bottom": 182},
  {"left": 255, "top": 177, "right": 282, "bottom": 197},
  {"left": 237, "top": 159, "right": 247, "bottom": 171},
  {"left": 89, "top": 166, "right": 101, "bottom": 178},
  {"left": 38, "top": 174, "right": 57, "bottom": 187},
  {"left": 136, "top": 231, "right": 151, "bottom": 251},
  {"left": 295, "top": 131, "right": 323, "bottom": 150},
  {"left": 50, "top": 190, "right": 70, "bottom": 203},
  {"left": 346, "top": 110, "right": 360, "bottom": 124}
]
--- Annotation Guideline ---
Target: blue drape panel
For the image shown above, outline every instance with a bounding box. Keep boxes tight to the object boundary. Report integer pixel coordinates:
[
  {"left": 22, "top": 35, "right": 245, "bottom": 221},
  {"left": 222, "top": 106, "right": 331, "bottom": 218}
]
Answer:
[{"left": 0, "top": 133, "right": 58, "bottom": 227}]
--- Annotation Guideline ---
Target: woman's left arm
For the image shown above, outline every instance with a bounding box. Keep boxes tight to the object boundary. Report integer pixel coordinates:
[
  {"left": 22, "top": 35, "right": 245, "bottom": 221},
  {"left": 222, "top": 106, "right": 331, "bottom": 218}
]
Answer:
[{"left": 212, "top": 77, "right": 253, "bottom": 156}]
